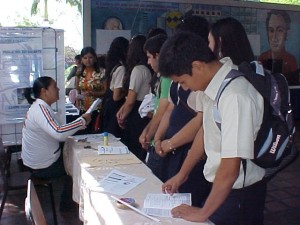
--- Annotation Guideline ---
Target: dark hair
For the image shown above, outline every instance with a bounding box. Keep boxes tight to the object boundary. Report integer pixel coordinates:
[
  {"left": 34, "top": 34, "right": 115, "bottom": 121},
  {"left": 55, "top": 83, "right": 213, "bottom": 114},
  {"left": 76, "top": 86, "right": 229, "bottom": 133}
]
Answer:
[
  {"left": 144, "top": 34, "right": 168, "bottom": 95},
  {"left": 159, "top": 31, "right": 217, "bottom": 77},
  {"left": 175, "top": 15, "right": 209, "bottom": 43},
  {"left": 144, "top": 34, "right": 168, "bottom": 57},
  {"left": 80, "top": 46, "right": 100, "bottom": 74},
  {"left": 210, "top": 17, "right": 254, "bottom": 65},
  {"left": 97, "top": 55, "right": 106, "bottom": 69},
  {"left": 105, "top": 37, "right": 129, "bottom": 83},
  {"left": 123, "top": 35, "right": 150, "bottom": 88},
  {"left": 75, "top": 54, "right": 81, "bottom": 61},
  {"left": 266, "top": 10, "right": 291, "bottom": 30},
  {"left": 146, "top": 27, "right": 167, "bottom": 39},
  {"left": 25, "top": 76, "right": 54, "bottom": 104}
]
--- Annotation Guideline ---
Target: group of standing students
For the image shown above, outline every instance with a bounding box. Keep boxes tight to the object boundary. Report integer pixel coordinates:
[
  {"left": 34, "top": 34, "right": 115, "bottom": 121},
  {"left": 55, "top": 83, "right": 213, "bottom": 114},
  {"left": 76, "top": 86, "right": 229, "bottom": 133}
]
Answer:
[{"left": 21, "top": 15, "right": 270, "bottom": 224}]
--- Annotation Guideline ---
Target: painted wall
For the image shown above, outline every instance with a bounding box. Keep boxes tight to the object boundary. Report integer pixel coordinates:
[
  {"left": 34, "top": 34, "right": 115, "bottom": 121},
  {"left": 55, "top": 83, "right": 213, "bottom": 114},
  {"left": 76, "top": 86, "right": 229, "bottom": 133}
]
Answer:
[{"left": 89, "top": 0, "right": 300, "bottom": 84}]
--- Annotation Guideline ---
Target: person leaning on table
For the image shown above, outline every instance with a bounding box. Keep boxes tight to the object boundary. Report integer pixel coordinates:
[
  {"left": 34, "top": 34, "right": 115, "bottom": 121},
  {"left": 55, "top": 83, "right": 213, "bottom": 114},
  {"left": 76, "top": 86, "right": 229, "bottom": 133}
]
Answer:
[
  {"left": 21, "top": 76, "right": 91, "bottom": 211},
  {"left": 159, "top": 32, "right": 266, "bottom": 225}
]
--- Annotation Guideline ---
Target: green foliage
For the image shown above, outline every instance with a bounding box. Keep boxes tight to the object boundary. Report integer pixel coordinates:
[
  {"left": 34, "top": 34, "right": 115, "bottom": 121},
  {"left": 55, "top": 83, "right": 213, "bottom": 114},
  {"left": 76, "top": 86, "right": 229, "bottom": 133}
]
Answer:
[
  {"left": 31, "top": 0, "right": 82, "bottom": 17},
  {"left": 260, "top": 0, "right": 300, "bottom": 5},
  {"left": 65, "top": 46, "right": 79, "bottom": 68}
]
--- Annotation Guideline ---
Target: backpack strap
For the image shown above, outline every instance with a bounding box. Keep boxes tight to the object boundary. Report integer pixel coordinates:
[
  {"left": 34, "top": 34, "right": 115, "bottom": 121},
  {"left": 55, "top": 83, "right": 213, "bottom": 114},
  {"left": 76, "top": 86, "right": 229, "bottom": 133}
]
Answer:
[
  {"left": 212, "top": 68, "right": 248, "bottom": 188},
  {"left": 213, "top": 69, "right": 244, "bottom": 130}
]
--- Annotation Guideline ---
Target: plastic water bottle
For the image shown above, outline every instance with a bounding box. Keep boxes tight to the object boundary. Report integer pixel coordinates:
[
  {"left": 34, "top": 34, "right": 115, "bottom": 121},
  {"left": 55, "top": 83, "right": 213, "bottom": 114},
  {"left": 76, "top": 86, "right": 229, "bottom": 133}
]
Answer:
[{"left": 103, "top": 132, "right": 108, "bottom": 146}]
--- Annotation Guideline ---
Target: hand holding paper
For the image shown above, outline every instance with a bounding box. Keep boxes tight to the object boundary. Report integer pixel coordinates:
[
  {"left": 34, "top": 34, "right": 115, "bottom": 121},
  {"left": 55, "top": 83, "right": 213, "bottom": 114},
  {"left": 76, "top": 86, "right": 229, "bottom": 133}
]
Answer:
[{"left": 86, "top": 98, "right": 102, "bottom": 114}]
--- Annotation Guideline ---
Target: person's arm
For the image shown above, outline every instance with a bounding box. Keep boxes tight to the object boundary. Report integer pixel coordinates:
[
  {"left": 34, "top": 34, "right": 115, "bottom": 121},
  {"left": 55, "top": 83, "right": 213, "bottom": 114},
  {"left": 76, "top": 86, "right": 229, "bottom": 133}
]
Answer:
[
  {"left": 113, "top": 88, "right": 126, "bottom": 101},
  {"left": 153, "top": 102, "right": 174, "bottom": 154},
  {"left": 162, "top": 125, "right": 205, "bottom": 194},
  {"left": 87, "top": 88, "right": 106, "bottom": 98},
  {"left": 160, "top": 112, "right": 202, "bottom": 155},
  {"left": 116, "top": 90, "right": 137, "bottom": 128},
  {"left": 66, "top": 66, "right": 77, "bottom": 81},
  {"left": 171, "top": 157, "right": 241, "bottom": 222},
  {"left": 139, "top": 122, "right": 151, "bottom": 150},
  {"left": 112, "top": 66, "right": 127, "bottom": 101},
  {"left": 140, "top": 98, "right": 170, "bottom": 150},
  {"left": 36, "top": 104, "right": 91, "bottom": 141}
]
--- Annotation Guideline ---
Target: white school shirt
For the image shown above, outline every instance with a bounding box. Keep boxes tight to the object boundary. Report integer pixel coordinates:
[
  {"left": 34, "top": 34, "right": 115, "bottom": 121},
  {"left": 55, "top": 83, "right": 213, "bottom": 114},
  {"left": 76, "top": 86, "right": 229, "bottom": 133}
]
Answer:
[
  {"left": 21, "top": 98, "right": 86, "bottom": 169},
  {"left": 110, "top": 65, "right": 126, "bottom": 91},
  {"left": 188, "top": 57, "right": 265, "bottom": 188},
  {"left": 129, "top": 65, "right": 152, "bottom": 101}
]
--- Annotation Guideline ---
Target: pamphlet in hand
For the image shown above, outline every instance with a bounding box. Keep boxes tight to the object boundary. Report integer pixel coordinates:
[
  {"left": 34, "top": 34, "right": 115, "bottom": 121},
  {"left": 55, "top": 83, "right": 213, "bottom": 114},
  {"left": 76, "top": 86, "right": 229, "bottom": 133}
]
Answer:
[
  {"left": 86, "top": 98, "right": 102, "bottom": 114},
  {"left": 143, "top": 193, "right": 192, "bottom": 218}
]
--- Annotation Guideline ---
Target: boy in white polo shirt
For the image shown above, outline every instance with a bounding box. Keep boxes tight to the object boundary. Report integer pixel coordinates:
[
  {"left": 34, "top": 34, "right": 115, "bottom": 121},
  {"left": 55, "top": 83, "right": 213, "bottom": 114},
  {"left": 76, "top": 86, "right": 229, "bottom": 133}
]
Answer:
[{"left": 158, "top": 31, "right": 266, "bottom": 225}]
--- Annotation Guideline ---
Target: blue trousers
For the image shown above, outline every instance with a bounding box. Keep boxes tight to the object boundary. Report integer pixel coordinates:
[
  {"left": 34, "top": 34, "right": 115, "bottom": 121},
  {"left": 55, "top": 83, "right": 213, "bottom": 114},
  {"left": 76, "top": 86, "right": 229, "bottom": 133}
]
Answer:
[{"left": 210, "top": 179, "right": 267, "bottom": 225}]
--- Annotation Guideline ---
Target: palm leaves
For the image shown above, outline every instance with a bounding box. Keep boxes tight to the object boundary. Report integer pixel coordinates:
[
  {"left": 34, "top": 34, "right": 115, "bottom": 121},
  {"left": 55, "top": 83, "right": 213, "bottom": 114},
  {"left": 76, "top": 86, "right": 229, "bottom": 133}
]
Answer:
[{"left": 31, "top": 0, "right": 82, "bottom": 21}]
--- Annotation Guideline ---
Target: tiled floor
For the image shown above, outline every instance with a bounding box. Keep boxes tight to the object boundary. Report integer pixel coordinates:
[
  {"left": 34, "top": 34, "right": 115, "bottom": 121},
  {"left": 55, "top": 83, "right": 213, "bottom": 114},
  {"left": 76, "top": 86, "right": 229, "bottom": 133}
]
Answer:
[{"left": 1, "top": 126, "right": 300, "bottom": 225}]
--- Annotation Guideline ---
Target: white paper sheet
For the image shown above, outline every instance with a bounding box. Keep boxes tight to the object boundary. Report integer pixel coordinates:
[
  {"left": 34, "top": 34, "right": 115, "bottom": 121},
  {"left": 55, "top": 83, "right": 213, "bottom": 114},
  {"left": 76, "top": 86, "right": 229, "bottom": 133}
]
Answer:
[
  {"left": 95, "top": 169, "right": 146, "bottom": 195},
  {"left": 143, "top": 193, "right": 192, "bottom": 218},
  {"left": 98, "top": 146, "right": 129, "bottom": 154}
]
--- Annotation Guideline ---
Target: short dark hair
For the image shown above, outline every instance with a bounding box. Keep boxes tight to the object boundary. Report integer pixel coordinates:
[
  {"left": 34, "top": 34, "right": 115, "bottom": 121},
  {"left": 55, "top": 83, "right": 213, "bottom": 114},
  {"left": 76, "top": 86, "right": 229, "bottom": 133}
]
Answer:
[
  {"left": 159, "top": 31, "right": 217, "bottom": 77},
  {"left": 175, "top": 15, "right": 209, "bottom": 44},
  {"left": 75, "top": 54, "right": 81, "bottom": 61},
  {"left": 146, "top": 28, "right": 167, "bottom": 39},
  {"left": 210, "top": 17, "right": 254, "bottom": 65},
  {"left": 143, "top": 34, "right": 168, "bottom": 57},
  {"left": 266, "top": 10, "right": 291, "bottom": 30}
]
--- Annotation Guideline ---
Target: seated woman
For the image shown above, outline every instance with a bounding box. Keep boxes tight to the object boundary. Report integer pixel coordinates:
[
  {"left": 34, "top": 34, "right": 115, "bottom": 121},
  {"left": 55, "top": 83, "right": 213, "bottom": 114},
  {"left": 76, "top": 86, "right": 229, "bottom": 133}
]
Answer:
[{"left": 21, "top": 76, "right": 91, "bottom": 211}]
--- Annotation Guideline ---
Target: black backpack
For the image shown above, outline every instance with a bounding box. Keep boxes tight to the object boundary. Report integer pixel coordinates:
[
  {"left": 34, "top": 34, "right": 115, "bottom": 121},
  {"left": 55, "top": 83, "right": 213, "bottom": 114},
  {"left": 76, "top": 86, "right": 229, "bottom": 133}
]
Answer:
[{"left": 213, "top": 61, "right": 297, "bottom": 178}]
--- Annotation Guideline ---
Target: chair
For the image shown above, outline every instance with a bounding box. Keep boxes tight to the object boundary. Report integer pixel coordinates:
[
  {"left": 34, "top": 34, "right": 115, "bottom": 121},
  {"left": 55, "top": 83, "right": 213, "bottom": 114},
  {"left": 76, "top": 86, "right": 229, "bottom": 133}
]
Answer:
[
  {"left": 0, "top": 138, "right": 57, "bottom": 225},
  {"left": 25, "top": 179, "right": 47, "bottom": 225}
]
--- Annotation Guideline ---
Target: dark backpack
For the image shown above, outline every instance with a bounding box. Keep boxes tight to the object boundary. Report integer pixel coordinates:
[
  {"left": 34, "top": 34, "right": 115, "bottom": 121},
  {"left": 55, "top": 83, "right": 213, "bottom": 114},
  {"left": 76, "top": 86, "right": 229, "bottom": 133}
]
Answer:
[{"left": 213, "top": 61, "right": 297, "bottom": 178}]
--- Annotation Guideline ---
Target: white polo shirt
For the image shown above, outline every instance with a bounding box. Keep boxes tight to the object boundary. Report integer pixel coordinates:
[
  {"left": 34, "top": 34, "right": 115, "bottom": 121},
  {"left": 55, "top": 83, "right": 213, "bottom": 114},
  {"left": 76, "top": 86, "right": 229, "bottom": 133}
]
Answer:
[
  {"left": 188, "top": 57, "right": 265, "bottom": 189},
  {"left": 129, "top": 65, "right": 152, "bottom": 101},
  {"left": 110, "top": 65, "right": 126, "bottom": 91}
]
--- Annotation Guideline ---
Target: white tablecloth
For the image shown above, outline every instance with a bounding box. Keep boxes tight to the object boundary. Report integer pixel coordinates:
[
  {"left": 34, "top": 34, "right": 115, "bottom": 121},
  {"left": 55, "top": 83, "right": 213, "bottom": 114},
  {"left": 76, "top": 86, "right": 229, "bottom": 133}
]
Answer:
[{"left": 63, "top": 134, "right": 213, "bottom": 225}]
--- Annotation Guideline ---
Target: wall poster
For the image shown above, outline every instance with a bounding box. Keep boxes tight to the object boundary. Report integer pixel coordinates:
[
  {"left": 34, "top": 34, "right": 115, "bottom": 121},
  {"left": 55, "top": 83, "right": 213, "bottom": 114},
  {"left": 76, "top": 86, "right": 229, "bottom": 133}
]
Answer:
[{"left": 0, "top": 28, "right": 43, "bottom": 124}]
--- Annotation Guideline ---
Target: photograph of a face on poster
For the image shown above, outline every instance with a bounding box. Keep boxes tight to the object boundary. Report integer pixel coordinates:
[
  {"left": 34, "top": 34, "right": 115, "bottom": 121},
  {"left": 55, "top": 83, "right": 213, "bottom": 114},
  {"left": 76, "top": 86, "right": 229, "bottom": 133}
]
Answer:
[{"left": 258, "top": 9, "right": 300, "bottom": 85}]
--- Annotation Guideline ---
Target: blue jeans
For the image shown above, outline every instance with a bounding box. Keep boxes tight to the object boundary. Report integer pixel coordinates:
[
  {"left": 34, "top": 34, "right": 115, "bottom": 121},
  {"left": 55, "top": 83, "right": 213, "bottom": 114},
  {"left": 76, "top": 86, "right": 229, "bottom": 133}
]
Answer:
[{"left": 29, "top": 153, "right": 73, "bottom": 207}]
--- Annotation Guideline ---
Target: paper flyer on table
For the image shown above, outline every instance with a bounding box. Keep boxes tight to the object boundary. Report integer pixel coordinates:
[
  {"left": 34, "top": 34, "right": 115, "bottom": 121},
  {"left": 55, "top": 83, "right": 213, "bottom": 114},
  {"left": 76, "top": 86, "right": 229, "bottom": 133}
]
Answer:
[
  {"left": 143, "top": 193, "right": 192, "bottom": 218},
  {"left": 95, "top": 169, "right": 146, "bottom": 195},
  {"left": 86, "top": 98, "right": 102, "bottom": 114},
  {"left": 98, "top": 145, "right": 129, "bottom": 154}
]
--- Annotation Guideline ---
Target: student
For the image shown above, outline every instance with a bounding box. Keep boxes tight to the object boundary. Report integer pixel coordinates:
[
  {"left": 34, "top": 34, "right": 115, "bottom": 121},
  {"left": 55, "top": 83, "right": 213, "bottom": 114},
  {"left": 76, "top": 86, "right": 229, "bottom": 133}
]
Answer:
[
  {"left": 153, "top": 15, "right": 211, "bottom": 206},
  {"left": 159, "top": 32, "right": 266, "bottom": 225},
  {"left": 116, "top": 35, "right": 152, "bottom": 162},
  {"left": 138, "top": 34, "right": 171, "bottom": 178},
  {"left": 66, "top": 54, "right": 82, "bottom": 95},
  {"left": 66, "top": 54, "right": 81, "bottom": 82},
  {"left": 102, "top": 37, "right": 129, "bottom": 138},
  {"left": 22, "top": 76, "right": 91, "bottom": 211},
  {"left": 162, "top": 17, "right": 258, "bottom": 201}
]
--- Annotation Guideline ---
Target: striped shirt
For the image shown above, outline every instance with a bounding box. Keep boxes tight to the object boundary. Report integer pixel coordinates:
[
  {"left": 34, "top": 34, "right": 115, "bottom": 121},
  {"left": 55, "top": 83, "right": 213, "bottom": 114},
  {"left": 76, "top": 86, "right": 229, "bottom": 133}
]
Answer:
[{"left": 21, "top": 98, "right": 86, "bottom": 169}]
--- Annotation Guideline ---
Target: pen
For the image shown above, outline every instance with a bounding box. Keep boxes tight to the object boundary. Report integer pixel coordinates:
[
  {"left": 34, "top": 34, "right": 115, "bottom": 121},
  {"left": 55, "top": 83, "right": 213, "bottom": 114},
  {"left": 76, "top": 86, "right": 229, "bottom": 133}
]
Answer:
[{"left": 110, "top": 195, "right": 160, "bottom": 222}]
